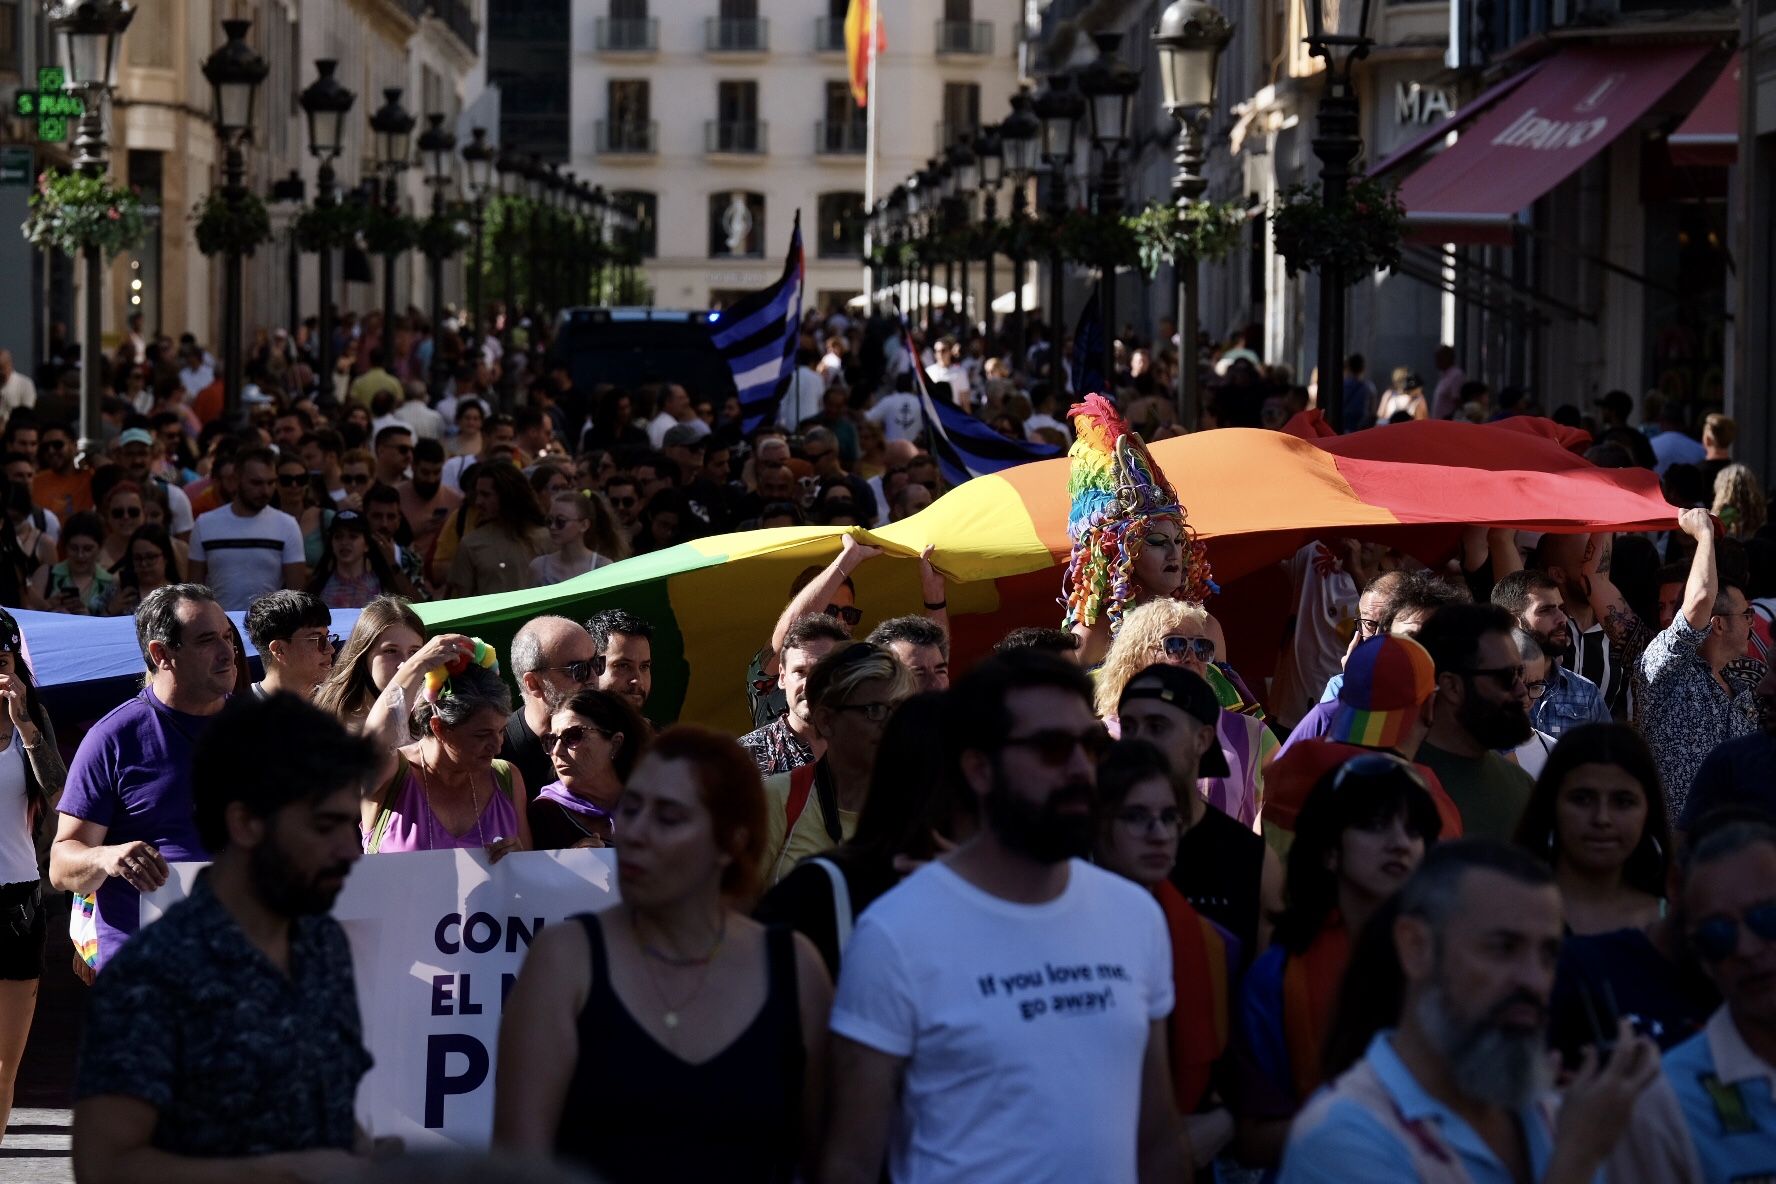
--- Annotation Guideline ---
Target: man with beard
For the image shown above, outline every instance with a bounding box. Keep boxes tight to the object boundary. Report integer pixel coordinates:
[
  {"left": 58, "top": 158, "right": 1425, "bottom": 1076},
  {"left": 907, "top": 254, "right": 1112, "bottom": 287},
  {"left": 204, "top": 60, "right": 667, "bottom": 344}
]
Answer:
[
  {"left": 113, "top": 426, "right": 193, "bottom": 538},
  {"left": 1412, "top": 604, "right": 1536, "bottom": 842},
  {"left": 1279, "top": 840, "right": 1664, "bottom": 1182},
  {"left": 396, "top": 437, "right": 461, "bottom": 563},
  {"left": 500, "top": 615, "right": 598, "bottom": 797},
  {"left": 70, "top": 694, "right": 379, "bottom": 1178},
  {"left": 822, "top": 651, "right": 1187, "bottom": 1184},
  {"left": 1683, "top": 663, "right": 1776, "bottom": 829},
  {"left": 586, "top": 608, "right": 654, "bottom": 716},
  {"left": 1491, "top": 569, "right": 1609, "bottom": 738},
  {"left": 738, "top": 614, "right": 847, "bottom": 777},
  {"left": 186, "top": 449, "right": 307, "bottom": 613}
]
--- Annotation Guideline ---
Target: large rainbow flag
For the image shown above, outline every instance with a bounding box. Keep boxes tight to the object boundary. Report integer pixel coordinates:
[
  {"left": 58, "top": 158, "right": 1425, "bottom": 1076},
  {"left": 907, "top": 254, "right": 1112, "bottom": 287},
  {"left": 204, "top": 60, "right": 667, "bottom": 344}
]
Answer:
[{"left": 403, "top": 419, "right": 1675, "bottom": 734}]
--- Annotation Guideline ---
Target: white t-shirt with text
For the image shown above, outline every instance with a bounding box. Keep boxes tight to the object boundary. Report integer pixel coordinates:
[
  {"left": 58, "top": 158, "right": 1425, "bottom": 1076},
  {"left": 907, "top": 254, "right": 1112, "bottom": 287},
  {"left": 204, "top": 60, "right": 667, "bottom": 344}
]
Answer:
[
  {"left": 187, "top": 503, "right": 304, "bottom": 611},
  {"left": 830, "top": 859, "right": 1172, "bottom": 1184}
]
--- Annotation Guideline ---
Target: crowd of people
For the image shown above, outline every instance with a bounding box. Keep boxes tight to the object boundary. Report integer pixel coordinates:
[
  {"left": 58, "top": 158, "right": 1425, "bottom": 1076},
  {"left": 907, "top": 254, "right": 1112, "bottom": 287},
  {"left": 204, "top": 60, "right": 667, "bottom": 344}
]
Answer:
[{"left": 0, "top": 295, "right": 1769, "bottom": 1183}]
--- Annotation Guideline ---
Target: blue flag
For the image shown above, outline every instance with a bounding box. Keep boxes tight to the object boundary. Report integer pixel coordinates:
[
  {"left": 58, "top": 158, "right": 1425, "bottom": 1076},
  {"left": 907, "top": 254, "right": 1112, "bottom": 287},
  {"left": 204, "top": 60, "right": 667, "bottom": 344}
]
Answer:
[
  {"left": 906, "top": 328, "right": 1061, "bottom": 486},
  {"left": 1070, "top": 283, "right": 1105, "bottom": 398},
  {"left": 709, "top": 211, "right": 804, "bottom": 434}
]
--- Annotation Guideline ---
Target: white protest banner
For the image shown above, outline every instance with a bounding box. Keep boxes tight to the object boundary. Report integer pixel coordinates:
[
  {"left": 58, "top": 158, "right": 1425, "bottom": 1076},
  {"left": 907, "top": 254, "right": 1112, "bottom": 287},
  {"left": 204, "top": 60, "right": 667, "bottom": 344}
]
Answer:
[{"left": 143, "top": 847, "right": 619, "bottom": 1150}]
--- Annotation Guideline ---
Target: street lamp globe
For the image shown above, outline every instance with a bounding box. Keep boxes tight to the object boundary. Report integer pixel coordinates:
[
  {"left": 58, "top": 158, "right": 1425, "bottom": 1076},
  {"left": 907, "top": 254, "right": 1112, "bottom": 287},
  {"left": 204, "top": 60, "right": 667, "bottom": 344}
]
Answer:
[
  {"left": 1155, "top": 0, "right": 1235, "bottom": 114},
  {"left": 368, "top": 88, "right": 415, "bottom": 172},
  {"left": 47, "top": 0, "right": 134, "bottom": 91},
  {"left": 937, "top": 158, "right": 956, "bottom": 200},
  {"left": 975, "top": 124, "right": 1004, "bottom": 189},
  {"left": 1077, "top": 32, "right": 1140, "bottom": 154},
  {"left": 417, "top": 113, "right": 456, "bottom": 188},
  {"left": 202, "top": 19, "right": 267, "bottom": 138},
  {"left": 949, "top": 133, "right": 979, "bottom": 193},
  {"left": 495, "top": 146, "right": 523, "bottom": 197},
  {"left": 461, "top": 127, "right": 495, "bottom": 199},
  {"left": 1032, "top": 71, "right": 1084, "bottom": 167},
  {"left": 300, "top": 59, "right": 355, "bottom": 160},
  {"left": 999, "top": 90, "right": 1042, "bottom": 178}
]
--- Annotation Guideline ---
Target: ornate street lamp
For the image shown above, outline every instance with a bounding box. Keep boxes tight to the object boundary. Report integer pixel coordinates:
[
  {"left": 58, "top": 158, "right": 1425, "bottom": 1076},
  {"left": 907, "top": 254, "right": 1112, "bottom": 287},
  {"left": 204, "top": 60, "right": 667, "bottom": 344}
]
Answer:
[
  {"left": 202, "top": 19, "right": 268, "bottom": 420},
  {"left": 1033, "top": 72, "right": 1083, "bottom": 408},
  {"left": 460, "top": 127, "right": 494, "bottom": 359},
  {"left": 1000, "top": 89, "right": 1042, "bottom": 367},
  {"left": 417, "top": 114, "right": 456, "bottom": 393},
  {"left": 947, "top": 135, "right": 976, "bottom": 328},
  {"left": 47, "top": 0, "right": 133, "bottom": 450},
  {"left": 975, "top": 124, "right": 1002, "bottom": 344},
  {"left": 1156, "top": 0, "right": 1234, "bottom": 429},
  {"left": 1078, "top": 32, "right": 1140, "bottom": 390},
  {"left": 368, "top": 88, "right": 415, "bottom": 353},
  {"left": 1305, "top": 0, "right": 1375, "bottom": 431},
  {"left": 495, "top": 147, "right": 524, "bottom": 340},
  {"left": 301, "top": 59, "right": 355, "bottom": 390}
]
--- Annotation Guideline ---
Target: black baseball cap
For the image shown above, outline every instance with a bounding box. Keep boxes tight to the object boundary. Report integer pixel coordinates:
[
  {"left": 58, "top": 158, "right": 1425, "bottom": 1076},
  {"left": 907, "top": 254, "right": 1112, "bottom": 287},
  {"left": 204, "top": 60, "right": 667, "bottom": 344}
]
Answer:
[{"left": 1117, "top": 666, "right": 1232, "bottom": 779}]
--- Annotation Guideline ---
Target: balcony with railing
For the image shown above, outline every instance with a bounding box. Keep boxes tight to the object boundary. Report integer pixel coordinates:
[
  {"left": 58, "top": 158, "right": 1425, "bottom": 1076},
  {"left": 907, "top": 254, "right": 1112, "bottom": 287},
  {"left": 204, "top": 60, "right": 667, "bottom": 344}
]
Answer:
[
  {"left": 597, "top": 120, "right": 658, "bottom": 156},
  {"left": 596, "top": 17, "right": 659, "bottom": 53},
  {"left": 706, "top": 120, "right": 768, "bottom": 155},
  {"left": 935, "top": 20, "right": 992, "bottom": 55},
  {"left": 706, "top": 17, "right": 769, "bottom": 54},
  {"left": 815, "top": 120, "right": 867, "bottom": 156},
  {"left": 814, "top": 16, "right": 846, "bottom": 53}
]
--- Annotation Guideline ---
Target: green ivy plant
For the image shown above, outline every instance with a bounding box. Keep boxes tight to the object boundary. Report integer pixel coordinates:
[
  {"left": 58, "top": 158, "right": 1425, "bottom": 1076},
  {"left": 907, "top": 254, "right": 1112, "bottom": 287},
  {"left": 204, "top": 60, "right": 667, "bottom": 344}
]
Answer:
[
  {"left": 1053, "top": 208, "right": 1140, "bottom": 271},
  {"left": 1126, "top": 199, "right": 1249, "bottom": 277},
  {"left": 291, "top": 202, "right": 362, "bottom": 252},
  {"left": 22, "top": 170, "right": 148, "bottom": 259},
  {"left": 190, "top": 189, "right": 273, "bottom": 257},
  {"left": 417, "top": 213, "right": 469, "bottom": 259},
  {"left": 1270, "top": 177, "right": 1406, "bottom": 279},
  {"left": 362, "top": 205, "right": 420, "bottom": 256}
]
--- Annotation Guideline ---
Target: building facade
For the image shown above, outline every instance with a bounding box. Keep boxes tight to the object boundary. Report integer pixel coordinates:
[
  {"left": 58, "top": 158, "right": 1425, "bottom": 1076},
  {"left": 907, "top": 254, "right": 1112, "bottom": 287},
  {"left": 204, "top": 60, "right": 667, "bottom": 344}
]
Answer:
[{"left": 562, "top": 0, "right": 1026, "bottom": 313}]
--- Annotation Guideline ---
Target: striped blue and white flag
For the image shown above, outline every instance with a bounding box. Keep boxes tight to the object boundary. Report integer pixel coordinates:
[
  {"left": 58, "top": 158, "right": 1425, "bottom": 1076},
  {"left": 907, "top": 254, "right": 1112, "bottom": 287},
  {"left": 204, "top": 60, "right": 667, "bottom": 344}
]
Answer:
[
  {"left": 709, "top": 211, "right": 804, "bottom": 434},
  {"left": 906, "top": 327, "right": 1061, "bottom": 486}
]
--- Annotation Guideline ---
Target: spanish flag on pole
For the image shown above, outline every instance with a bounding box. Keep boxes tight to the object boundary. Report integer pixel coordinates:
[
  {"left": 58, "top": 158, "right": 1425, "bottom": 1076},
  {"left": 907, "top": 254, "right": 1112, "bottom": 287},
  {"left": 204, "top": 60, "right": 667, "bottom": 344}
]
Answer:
[{"left": 845, "top": 0, "right": 884, "bottom": 107}]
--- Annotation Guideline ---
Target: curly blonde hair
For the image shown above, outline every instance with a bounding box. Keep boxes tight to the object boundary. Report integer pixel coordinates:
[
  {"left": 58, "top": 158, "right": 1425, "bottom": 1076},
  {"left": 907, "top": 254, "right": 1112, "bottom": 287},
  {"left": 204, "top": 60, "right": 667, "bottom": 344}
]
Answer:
[
  {"left": 1094, "top": 599, "right": 1209, "bottom": 717},
  {"left": 1713, "top": 463, "right": 1767, "bottom": 538}
]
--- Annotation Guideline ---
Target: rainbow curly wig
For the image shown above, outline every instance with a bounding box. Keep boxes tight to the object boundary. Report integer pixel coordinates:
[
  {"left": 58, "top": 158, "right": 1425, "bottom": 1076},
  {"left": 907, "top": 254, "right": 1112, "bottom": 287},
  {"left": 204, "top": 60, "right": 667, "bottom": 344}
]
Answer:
[{"left": 1061, "top": 395, "right": 1213, "bottom": 632}]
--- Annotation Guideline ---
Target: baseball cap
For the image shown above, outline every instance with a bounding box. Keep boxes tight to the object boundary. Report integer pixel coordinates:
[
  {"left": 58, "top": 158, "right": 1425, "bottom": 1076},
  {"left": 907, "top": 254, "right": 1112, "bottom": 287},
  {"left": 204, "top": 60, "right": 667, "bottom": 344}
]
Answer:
[
  {"left": 1117, "top": 665, "right": 1232, "bottom": 779},
  {"left": 116, "top": 428, "right": 153, "bottom": 449},
  {"left": 1329, "top": 635, "right": 1437, "bottom": 751}
]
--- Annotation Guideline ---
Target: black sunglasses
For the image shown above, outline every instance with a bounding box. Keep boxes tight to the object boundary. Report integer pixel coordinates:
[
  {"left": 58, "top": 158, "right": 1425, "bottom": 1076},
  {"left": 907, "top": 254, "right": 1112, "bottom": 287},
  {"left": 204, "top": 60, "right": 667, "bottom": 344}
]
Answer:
[
  {"left": 1465, "top": 665, "right": 1526, "bottom": 690},
  {"left": 542, "top": 723, "right": 609, "bottom": 752},
  {"left": 108, "top": 506, "right": 142, "bottom": 520},
  {"left": 825, "top": 604, "right": 864, "bottom": 628},
  {"left": 341, "top": 473, "right": 371, "bottom": 486},
  {"left": 277, "top": 473, "right": 309, "bottom": 487},
  {"left": 1001, "top": 725, "right": 1110, "bottom": 767},
  {"left": 543, "top": 659, "right": 596, "bottom": 684},
  {"left": 1691, "top": 901, "right": 1776, "bottom": 963}
]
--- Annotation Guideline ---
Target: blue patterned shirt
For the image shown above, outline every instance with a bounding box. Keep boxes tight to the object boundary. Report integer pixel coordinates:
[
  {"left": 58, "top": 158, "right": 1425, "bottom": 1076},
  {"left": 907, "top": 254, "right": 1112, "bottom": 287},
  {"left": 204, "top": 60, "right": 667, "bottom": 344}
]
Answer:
[
  {"left": 1531, "top": 663, "right": 1612, "bottom": 739},
  {"left": 1632, "top": 615, "right": 1761, "bottom": 820}
]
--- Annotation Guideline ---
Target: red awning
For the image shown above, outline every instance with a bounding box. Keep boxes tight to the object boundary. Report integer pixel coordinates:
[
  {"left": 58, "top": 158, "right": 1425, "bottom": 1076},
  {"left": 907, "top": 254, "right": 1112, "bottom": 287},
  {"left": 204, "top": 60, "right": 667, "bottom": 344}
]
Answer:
[
  {"left": 1367, "top": 60, "right": 1547, "bottom": 181},
  {"left": 1396, "top": 44, "right": 1708, "bottom": 244},
  {"left": 1670, "top": 52, "right": 1739, "bottom": 166}
]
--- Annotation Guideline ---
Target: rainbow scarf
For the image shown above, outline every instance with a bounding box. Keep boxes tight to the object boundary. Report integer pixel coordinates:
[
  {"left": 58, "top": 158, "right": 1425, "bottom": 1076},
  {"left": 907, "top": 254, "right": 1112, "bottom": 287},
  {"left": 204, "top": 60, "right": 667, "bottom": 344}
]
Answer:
[
  {"left": 1157, "top": 879, "right": 1233, "bottom": 1111},
  {"left": 1282, "top": 912, "right": 1352, "bottom": 1101}
]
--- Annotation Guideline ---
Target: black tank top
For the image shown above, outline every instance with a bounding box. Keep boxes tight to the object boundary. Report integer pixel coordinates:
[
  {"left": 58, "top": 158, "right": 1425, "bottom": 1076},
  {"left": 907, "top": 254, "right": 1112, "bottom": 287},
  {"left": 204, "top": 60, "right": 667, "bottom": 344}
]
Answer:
[
  {"left": 1171, "top": 803, "right": 1265, "bottom": 965},
  {"left": 554, "top": 914, "right": 804, "bottom": 1184}
]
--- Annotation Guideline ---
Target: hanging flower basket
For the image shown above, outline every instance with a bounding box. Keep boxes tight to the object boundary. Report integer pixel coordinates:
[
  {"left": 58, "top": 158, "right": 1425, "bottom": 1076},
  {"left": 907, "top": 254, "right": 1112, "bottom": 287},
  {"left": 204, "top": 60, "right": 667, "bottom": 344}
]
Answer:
[
  {"left": 362, "top": 205, "right": 421, "bottom": 256},
  {"left": 1053, "top": 208, "right": 1140, "bottom": 272},
  {"left": 22, "top": 170, "right": 148, "bottom": 259},
  {"left": 1126, "top": 199, "right": 1250, "bottom": 277},
  {"left": 417, "top": 213, "right": 469, "bottom": 259},
  {"left": 1270, "top": 177, "right": 1406, "bottom": 279},
  {"left": 191, "top": 189, "right": 273, "bottom": 257},
  {"left": 291, "top": 202, "right": 363, "bottom": 252}
]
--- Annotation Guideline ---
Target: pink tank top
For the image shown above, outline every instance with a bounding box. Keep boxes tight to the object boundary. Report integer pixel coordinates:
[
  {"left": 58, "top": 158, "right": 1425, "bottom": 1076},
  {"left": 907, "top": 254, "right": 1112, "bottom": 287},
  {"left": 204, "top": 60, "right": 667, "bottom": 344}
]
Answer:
[{"left": 368, "top": 761, "right": 521, "bottom": 853}]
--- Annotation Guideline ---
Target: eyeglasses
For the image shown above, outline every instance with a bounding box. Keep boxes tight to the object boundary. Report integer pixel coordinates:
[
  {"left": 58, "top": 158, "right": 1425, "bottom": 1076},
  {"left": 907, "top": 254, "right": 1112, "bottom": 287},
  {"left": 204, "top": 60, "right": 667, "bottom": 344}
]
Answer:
[
  {"left": 548, "top": 515, "right": 584, "bottom": 531},
  {"left": 542, "top": 723, "right": 609, "bottom": 752},
  {"left": 1161, "top": 635, "right": 1215, "bottom": 663},
  {"left": 825, "top": 604, "right": 864, "bottom": 628},
  {"left": 295, "top": 631, "right": 340, "bottom": 652},
  {"left": 108, "top": 506, "right": 142, "bottom": 520},
  {"left": 1526, "top": 678, "right": 1549, "bottom": 700},
  {"left": 1001, "top": 725, "right": 1111, "bottom": 767},
  {"left": 1714, "top": 608, "right": 1757, "bottom": 624},
  {"left": 1355, "top": 617, "right": 1382, "bottom": 638},
  {"left": 1465, "top": 665, "right": 1527, "bottom": 690},
  {"left": 1690, "top": 900, "right": 1776, "bottom": 963},
  {"left": 277, "top": 473, "right": 309, "bottom": 488},
  {"left": 1115, "top": 807, "right": 1183, "bottom": 838},
  {"left": 341, "top": 473, "right": 371, "bottom": 487},
  {"left": 542, "top": 659, "right": 595, "bottom": 684}
]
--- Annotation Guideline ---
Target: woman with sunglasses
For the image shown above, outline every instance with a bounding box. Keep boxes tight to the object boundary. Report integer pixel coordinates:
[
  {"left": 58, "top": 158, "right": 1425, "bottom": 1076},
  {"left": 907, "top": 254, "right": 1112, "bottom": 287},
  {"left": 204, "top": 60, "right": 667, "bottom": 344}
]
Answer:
[
  {"left": 1097, "top": 599, "right": 1275, "bottom": 833},
  {"left": 274, "top": 455, "right": 333, "bottom": 569},
  {"left": 1515, "top": 724, "right": 1712, "bottom": 1060},
  {"left": 32, "top": 513, "right": 113, "bottom": 616},
  {"left": 531, "top": 689, "right": 649, "bottom": 850},
  {"left": 307, "top": 510, "right": 408, "bottom": 609},
  {"left": 530, "top": 492, "right": 616, "bottom": 588},
  {"left": 102, "top": 525, "right": 181, "bottom": 617},
  {"left": 1092, "top": 740, "right": 1240, "bottom": 1170},
  {"left": 94, "top": 481, "right": 145, "bottom": 574},
  {"left": 1230, "top": 754, "right": 1441, "bottom": 1168},
  {"left": 758, "top": 642, "right": 915, "bottom": 888}
]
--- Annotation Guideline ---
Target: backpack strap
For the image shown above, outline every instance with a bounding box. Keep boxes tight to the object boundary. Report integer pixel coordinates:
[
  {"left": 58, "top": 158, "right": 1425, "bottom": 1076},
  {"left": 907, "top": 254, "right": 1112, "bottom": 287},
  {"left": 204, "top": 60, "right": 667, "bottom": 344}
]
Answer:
[
  {"left": 782, "top": 763, "right": 817, "bottom": 836},
  {"left": 365, "top": 753, "right": 411, "bottom": 855},
  {"left": 811, "top": 857, "right": 853, "bottom": 954}
]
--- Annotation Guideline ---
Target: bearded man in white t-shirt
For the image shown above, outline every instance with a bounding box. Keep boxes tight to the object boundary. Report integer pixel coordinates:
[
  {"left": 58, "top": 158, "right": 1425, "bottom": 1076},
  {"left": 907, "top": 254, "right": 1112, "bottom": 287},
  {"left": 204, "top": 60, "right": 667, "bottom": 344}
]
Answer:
[{"left": 822, "top": 651, "right": 1185, "bottom": 1184}]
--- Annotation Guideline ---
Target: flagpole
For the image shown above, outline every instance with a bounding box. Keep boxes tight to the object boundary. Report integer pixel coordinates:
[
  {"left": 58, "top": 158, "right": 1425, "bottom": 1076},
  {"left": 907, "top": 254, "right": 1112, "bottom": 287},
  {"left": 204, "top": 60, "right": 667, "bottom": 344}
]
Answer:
[{"left": 862, "top": 4, "right": 880, "bottom": 309}]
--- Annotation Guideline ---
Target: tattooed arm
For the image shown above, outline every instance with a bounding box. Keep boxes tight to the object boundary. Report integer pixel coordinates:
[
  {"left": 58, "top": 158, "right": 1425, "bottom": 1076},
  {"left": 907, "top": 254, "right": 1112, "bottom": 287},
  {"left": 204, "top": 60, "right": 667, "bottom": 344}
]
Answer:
[{"left": 1578, "top": 532, "right": 1654, "bottom": 659}]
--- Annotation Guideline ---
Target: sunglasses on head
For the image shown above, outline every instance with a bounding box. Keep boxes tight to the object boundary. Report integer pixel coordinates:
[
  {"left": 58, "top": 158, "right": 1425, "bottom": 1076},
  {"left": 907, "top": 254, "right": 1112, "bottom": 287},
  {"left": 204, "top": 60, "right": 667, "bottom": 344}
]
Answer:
[
  {"left": 1161, "top": 635, "right": 1215, "bottom": 662},
  {"left": 1690, "top": 900, "right": 1776, "bottom": 963},
  {"left": 1001, "top": 724, "right": 1110, "bottom": 767},
  {"left": 824, "top": 603, "right": 864, "bottom": 628}
]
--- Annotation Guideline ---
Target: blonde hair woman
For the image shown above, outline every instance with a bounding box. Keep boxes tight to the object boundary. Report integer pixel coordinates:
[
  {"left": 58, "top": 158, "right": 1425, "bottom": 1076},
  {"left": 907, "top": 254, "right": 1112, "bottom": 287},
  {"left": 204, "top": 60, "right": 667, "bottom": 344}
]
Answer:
[
  {"left": 1713, "top": 462, "right": 1767, "bottom": 538},
  {"left": 1096, "top": 600, "right": 1275, "bottom": 832}
]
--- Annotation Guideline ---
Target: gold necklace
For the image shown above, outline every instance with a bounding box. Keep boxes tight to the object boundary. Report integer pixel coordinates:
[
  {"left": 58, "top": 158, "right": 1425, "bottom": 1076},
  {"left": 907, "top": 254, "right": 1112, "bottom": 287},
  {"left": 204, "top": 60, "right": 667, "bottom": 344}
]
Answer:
[{"left": 630, "top": 909, "right": 726, "bottom": 1030}]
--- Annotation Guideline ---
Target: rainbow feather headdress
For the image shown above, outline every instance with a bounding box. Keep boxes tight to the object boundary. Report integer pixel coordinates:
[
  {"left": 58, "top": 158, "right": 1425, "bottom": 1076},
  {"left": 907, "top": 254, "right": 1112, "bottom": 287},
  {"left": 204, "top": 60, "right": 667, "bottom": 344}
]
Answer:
[{"left": 1062, "top": 394, "right": 1213, "bottom": 632}]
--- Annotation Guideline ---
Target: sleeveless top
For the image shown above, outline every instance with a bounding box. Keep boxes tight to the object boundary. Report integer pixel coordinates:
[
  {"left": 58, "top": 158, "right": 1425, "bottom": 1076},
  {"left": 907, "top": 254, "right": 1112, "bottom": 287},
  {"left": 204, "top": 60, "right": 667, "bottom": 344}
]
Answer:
[
  {"left": 555, "top": 914, "right": 804, "bottom": 1184},
  {"left": 366, "top": 762, "right": 520, "bottom": 853}
]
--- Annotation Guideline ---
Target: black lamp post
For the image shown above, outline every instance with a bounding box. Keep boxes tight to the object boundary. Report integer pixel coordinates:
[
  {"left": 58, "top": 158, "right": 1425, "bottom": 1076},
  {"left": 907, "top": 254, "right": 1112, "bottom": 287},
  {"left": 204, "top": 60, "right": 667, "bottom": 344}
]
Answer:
[
  {"left": 948, "top": 135, "right": 977, "bottom": 334},
  {"left": 48, "top": 0, "right": 133, "bottom": 452},
  {"left": 1000, "top": 89, "right": 1042, "bottom": 370},
  {"left": 1155, "top": 0, "right": 1234, "bottom": 430},
  {"left": 887, "top": 184, "right": 908, "bottom": 314},
  {"left": 1033, "top": 71, "right": 1084, "bottom": 409},
  {"left": 368, "top": 87, "right": 415, "bottom": 359},
  {"left": 1305, "top": 0, "right": 1374, "bottom": 431},
  {"left": 975, "top": 124, "right": 1002, "bottom": 346},
  {"left": 1078, "top": 32, "right": 1139, "bottom": 393},
  {"left": 300, "top": 59, "right": 355, "bottom": 397},
  {"left": 202, "top": 19, "right": 268, "bottom": 422},
  {"left": 460, "top": 127, "right": 494, "bottom": 363},
  {"left": 495, "top": 147, "right": 523, "bottom": 345},
  {"left": 417, "top": 113, "right": 456, "bottom": 393},
  {"left": 905, "top": 167, "right": 928, "bottom": 331}
]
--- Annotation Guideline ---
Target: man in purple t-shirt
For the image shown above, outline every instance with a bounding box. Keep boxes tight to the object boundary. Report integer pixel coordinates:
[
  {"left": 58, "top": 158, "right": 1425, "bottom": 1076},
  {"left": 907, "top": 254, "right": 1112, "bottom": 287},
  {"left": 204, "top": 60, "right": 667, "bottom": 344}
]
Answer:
[{"left": 50, "top": 584, "right": 234, "bottom": 971}]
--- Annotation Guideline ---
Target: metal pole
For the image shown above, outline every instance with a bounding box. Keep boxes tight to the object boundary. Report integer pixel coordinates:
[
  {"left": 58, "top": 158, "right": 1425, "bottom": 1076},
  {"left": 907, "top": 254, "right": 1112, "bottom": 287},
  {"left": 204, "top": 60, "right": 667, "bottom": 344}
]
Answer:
[
  {"left": 1047, "top": 168, "right": 1067, "bottom": 411},
  {"left": 1313, "top": 75, "right": 1360, "bottom": 433},
  {"left": 316, "top": 160, "right": 336, "bottom": 401},
  {"left": 72, "top": 83, "right": 108, "bottom": 455},
  {"left": 502, "top": 201, "right": 516, "bottom": 353},
  {"left": 382, "top": 171, "right": 399, "bottom": 369},
  {"left": 1011, "top": 180, "right": 1026, "bottom": 371},
  {"left": 469, "top": 200, "right": 485, "bottom": 367},
  {"left": 982, "top": 190, "right": 996, "bottom": 345},
  {"left": 1096, "top": 155, "right": 1122, "bottom": 394},
  {"left": 1171, "top": 108, "right": 1209, "bottom": 429},
  {"left": 222, "top": 139, "right": 246, "bottom": 421},
  {"left": 428, "top": 182, "right": 446, "bottom": 393}
]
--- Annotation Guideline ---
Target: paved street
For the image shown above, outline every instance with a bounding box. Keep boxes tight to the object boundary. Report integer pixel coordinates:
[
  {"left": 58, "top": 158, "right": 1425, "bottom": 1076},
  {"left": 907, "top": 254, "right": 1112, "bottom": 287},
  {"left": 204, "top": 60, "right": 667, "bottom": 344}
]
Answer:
[{"left": 8, "top": 897, "right": 80, "bottom": 1184}]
